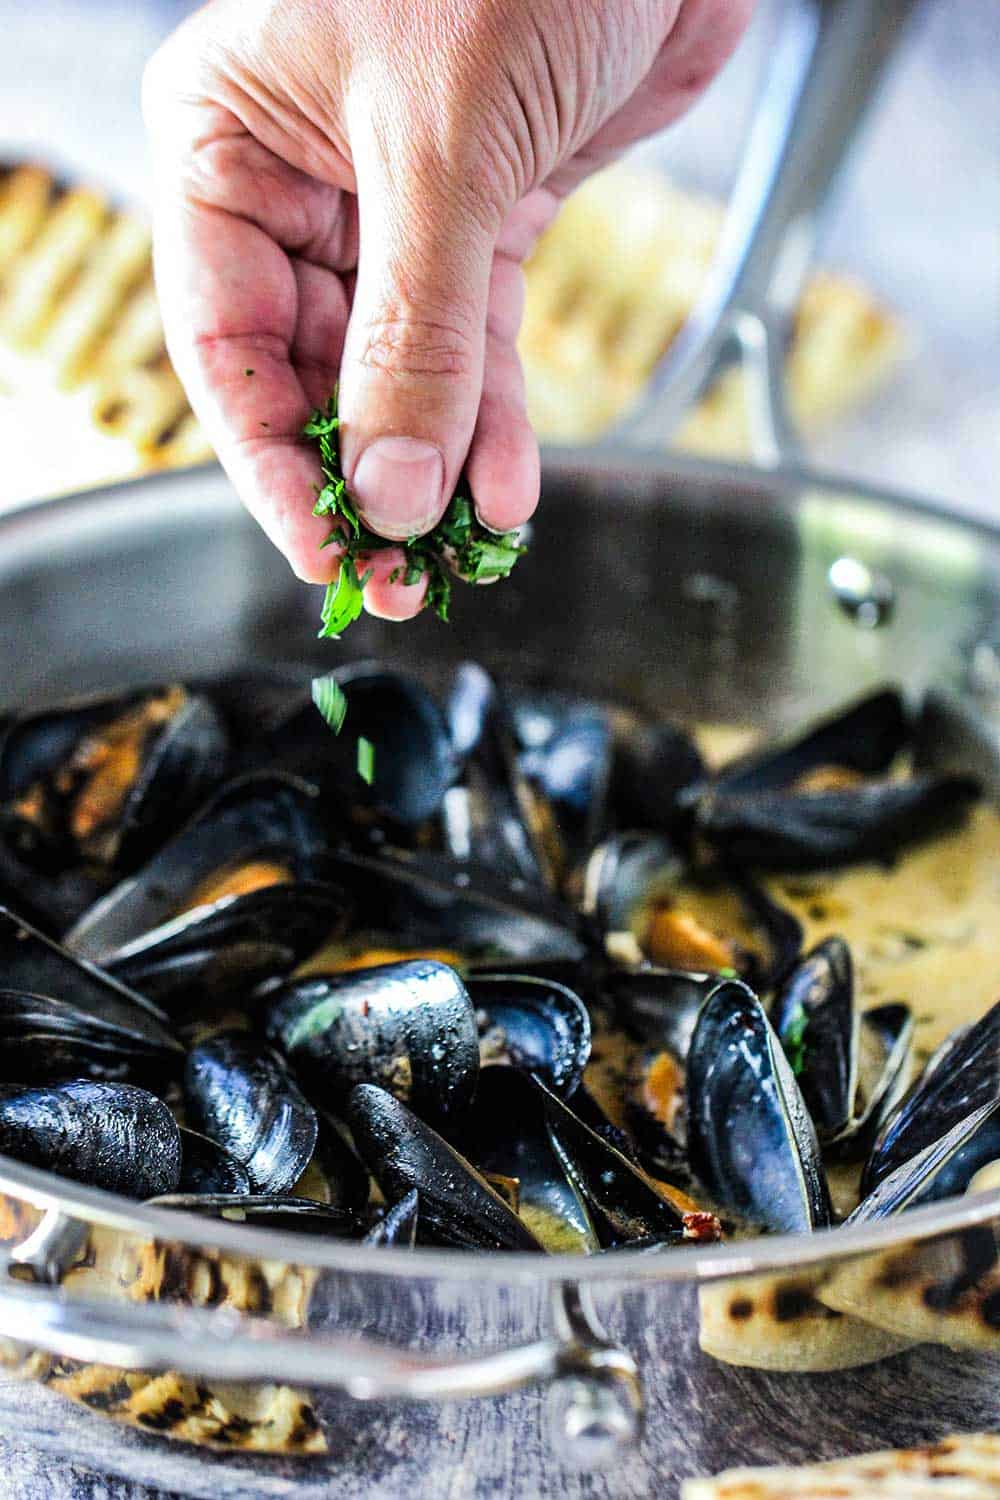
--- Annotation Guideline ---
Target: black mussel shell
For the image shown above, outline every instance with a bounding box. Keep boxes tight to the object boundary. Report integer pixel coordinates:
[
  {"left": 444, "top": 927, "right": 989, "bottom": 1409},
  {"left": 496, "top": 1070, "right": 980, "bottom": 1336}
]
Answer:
[
  {"left": 177, "top": 1128, "right": 252, "bottom": 1195},
  {"left": 105, "top": 881, "right": 352, "bottom": 1015},
  {"left": 347, "top": 1083, "right": 543, "bottom": 1251},
  {"left": 533, "top": 1073, "right": 711, "bottom": 1249},
  {"left": 184, "top": 1031, "right": 318, "bottom": 1194},
  {"left": 0, "top": 686, "right": 228, "bottom": 874},
  {"left": 516, "top": 695, "right": 615, "bottom": 874},
  {"left": 609, "top": 715, "right": 705, "bottom": 835},
  {"left": 913, "top": 688, "right": 1000, "bottom": 789},
  {"left": 686, "top": 981, "right": 832, "bottom": 1234},
  {"left": 602, "top": 967, "right": 720, "bottom": 1065},
  {"left": 0, "top": 989, "right": 172, "bottom": 1088},
  {"left": 694, "top": 774, "right": 980, "bottom": 870},
  {"left": 244, "top": 664, "right": 457, "bottom": 828},
  {"left": 0, "top": 839, "right": 107, "bottom": 939},
  {"left": 861, "top": 1000, "right": 1000, "bottom": 1195},
  {"left": 310, "top": 1110, "right": 372, "bottom": 1213},
  {"left": 363, "top": 1189, "right": 420, "bottom": 1247},
  {"left": 148, "top": 1193, "right": 364, "bottom": 1236},
  {"left": 267, "top": 960, "right": 478, "bottom": 1122},
  {"left": 579, "top": 831, "right": 681, "bottom": 937},
  {"left": 826, "top": 1001, "right": 915, "bottom": 1164},
  {"left": 462, "top": 1067, "right": 597, "bottom": 1253},
  {"left": 563, "top": 1084, "right": 638, "bottom": 1162},
  {"left": 468, "top": 973, "right": 591, "bottom": 1095},
  {"left": 0, "top": 1080, "right": 181, "bottom": 1198},
  {"left": 66, "top": 773, "right": 328, "bottom": 965},
  {"left": 848, "top": 1099, "right": 1000, "bottom": 1222},
  {"left": 312, "top": 847, "right": 585, "bottom": 969},
  {"left": 772, "top": 938, "right": 856, "bottom": 1140},
  {"left": 703, "top": 688, "right": 908, "bottom": 799},
  {"left": 0, "top": 907, "right": 179, "bottom": 1055},
  {"left": 443, "top": 664, "right": 559, "bottom": 890}
]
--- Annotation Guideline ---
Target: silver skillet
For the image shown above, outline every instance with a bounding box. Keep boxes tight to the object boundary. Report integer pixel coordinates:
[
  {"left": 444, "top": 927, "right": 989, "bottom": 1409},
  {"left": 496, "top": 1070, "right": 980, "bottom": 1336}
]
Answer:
[{"left": 0, "top": 0, "right": 996, "bottom": 1492}]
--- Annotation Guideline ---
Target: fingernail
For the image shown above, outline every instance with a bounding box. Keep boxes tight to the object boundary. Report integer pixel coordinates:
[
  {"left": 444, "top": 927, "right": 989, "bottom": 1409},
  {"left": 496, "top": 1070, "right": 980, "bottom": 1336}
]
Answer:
[
  {"left": 352, "top": 437, "right": 444, "bottom": 539},
  {"left": 473, "top": 504, "right": 508, "bottom": 536}
]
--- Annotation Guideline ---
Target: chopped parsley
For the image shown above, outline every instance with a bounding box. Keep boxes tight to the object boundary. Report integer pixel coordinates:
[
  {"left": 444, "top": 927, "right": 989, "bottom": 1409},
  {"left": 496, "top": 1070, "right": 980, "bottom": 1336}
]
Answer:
[
  {"left": 311, "top": 673, "right": 348, "bottom": 734},
  {"left": 781, "top": 1002, "right": 810, "bottom": 1076},
  {"left": 357, "top": 736, "right": 375, "bottom": 786},
  {"left": 304, "top": 392, "right": 525, "bottom": 640}
]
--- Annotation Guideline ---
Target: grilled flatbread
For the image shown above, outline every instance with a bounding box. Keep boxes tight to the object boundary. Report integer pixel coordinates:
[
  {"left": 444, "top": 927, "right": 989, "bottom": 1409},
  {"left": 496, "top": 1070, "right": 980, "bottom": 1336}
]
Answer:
[{"left": 682, "top": 1431, "right": 1000, "bottom": 1498}]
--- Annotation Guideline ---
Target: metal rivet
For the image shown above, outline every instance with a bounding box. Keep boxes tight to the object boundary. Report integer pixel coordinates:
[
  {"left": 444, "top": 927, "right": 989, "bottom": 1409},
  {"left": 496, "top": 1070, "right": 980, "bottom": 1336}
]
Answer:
[{"left": 828, "top": 556, "right": 895, "bottom": 628}]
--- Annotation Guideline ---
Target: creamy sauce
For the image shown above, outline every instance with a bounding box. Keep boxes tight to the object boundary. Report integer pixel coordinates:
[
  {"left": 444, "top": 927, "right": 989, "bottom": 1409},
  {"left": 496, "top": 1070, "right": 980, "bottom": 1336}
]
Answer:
[{"left": 766, "top": 803, "right": 1000, "bottom": 1056}]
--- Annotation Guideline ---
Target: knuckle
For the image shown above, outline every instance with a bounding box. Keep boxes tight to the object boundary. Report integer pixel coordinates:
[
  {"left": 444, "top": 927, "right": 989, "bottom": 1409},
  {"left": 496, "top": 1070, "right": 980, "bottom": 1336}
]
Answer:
[{"left": 358, "top": 313, "right": 476, "bottom": 382}]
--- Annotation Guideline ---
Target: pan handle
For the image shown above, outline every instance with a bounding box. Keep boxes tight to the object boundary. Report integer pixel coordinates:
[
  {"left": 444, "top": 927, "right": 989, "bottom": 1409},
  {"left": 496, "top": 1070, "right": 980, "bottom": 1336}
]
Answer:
[
  {"left": 0, "top": 1233, "right": 641, "bottom": 1465},
  {"left": 610, "top": 0, "right": 919, "bottom": 463}
]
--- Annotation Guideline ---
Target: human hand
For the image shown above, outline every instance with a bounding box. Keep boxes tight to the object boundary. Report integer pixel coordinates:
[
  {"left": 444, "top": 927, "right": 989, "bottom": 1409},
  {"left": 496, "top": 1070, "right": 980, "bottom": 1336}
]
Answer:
[{"left": 144, "top": 0, "right": 751, "bottom": 617}]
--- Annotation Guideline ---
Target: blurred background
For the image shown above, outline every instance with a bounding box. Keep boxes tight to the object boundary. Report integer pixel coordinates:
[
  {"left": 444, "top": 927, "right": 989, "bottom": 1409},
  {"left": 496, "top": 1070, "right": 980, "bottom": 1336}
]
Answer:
[{"left": 0, "top": 0, "right": 997, "bottom": 515}]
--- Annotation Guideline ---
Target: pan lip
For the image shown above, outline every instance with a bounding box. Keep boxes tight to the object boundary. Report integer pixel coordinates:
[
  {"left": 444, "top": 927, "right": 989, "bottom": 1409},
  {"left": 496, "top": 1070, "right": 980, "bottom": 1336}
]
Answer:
[
  {"left": 0, "top": 1150, "right": 996, "bottom": 1285},
  {"left": 0, "top": 448, "right": 998, "bottom": 555},
  {"left": 0, "top": 452, "right": 996, "bottom": 1286}
]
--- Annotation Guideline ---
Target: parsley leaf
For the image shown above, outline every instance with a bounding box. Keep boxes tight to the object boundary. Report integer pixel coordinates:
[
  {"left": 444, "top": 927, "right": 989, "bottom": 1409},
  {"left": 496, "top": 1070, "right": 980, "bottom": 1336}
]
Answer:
[
  {"left": 311, "top": 673, "right": 348, "bottom": 734},
  {"left": 357, "top": 736, "right": 375, "bottom": 785},
  {"left": 781, "top": 1002, "right": 811, "bottom": 1077},
  {"left": 303, "top": 390, "right": 526, "bottom": 637}
]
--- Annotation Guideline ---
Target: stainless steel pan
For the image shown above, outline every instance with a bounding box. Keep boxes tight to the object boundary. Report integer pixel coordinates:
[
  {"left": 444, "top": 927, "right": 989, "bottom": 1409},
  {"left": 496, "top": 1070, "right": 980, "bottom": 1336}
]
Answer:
[{"left": 0, "top": 0, "right": 996, "bottom": 1494}]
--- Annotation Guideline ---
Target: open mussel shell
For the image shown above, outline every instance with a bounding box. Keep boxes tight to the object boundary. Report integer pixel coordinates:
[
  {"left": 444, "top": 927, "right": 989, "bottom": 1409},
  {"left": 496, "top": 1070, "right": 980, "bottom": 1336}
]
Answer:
[
  {"left": 0, "top": 839, "right": 108, "bottom": 939},
  {"left": 267, "top": 959, "right": 479, "bottom": 1122},
  {"left": 442, "top": 664, "right": 559, "bottom": 890},
  {"left": 686, "top": 981, "right": 832, "bottom": 1234},
  {"left": 311, "top": 847, "right": 585, "bottom": 970},
  {"left": 461, "top": 1067, "right": 597, "bottom": 1253},
  {"left": 579, "top": 831, "right": 682, "bottom": 937},
  {"left": 514, "top": 692, "right": 615, "bottom": 875},
  {"left": 0, "top": 685, "right": 228, "bottom": 873},
  {"left": 826, "top": 1001, "right": 915, "bottom": 1163},
  {"left": 693, "top": 773, "right": 980, "bottom": 870},
  {"left": 861, "top": 999, "right": 1000, "bottom": 1195},
  {"left": 105, "top": 881, "right": 352, "bottom": 1015},
  {"left": 177, "top": 1128, "right": 252, "bottom": 1195},
  {"left": 347, "top": 1083, "right": 543, "bottom": 1251},
  {"left": 468, "top": 973, "right": 591, "bottom": 1095},
  {"left": 772, "top": 938, "right": 856, "bottom": 1140},
  {"left": 0, "top": 989, "right": 173, "bottom": 1087},
  {"left": 0, "top": 1080, "right": 181, "bottom": 1198},
  {"left": 241, "top": 663, "right": 457, "bottom": 828},
  {"left": 602, "top": 967, "right": 720, "bottom": 1064},
  {"left": 533, "top": 1073, "right": 714, "bottom": 1249},
  {"left": 608, "top": 714, "right": 705, "bottom": 835},
  {"left": 148, "top": 1193, "right": 366, "bottom": 1237},
  {"left": 848, "top": 1099, "right": 1000, "bottom": 1222},
  {"left": 65, "top": 772, "right": 329, "bottom": 965},
  {"left": 0, "top": 906, "right": 179, "bottom": 1055},
  {"left": 700, "top": 687, "right": 908, "bottom": 799},
  {"left": 363, "top": 1189, "right": 420, "bottom": 1248},
  {"left": 184, "top": 1031, "right": 318, "bottom": 1195}
]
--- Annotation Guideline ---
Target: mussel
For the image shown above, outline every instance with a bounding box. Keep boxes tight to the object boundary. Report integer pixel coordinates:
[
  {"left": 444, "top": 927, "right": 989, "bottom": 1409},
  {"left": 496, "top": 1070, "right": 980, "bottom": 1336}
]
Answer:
[
  {"left": 468, "top": 973, "right": 591, "bottom": 1095},
  {"left": 861, "top": 1001, "right": 1000, "bottom": 1194},
  {"left": 240, "top": 663, "right": 457, "bottom": 829},
  {"left": 443, "top": 664, "right": 559, "bottom": 890},
  {"left": 66, "top": 773, "right": 329, "bottom": 964},
  {"left": 0, "top": 906, "right": 180, "bottom": 1055},
  {"left": 105, "top": 880, "right": 353, "bottom": 1015},
  {"left": 267, "top": 959, "right": 480, "bottom": 1122},
  {"left": 0, "top": 988, "right": 172, "bottom": 1087},
  {"left": 184, "top": 1031, "right": 318, "bottom": 1194},
  {"left": 0, "top": 685, "right": 228, "bottom": 873},
  {"left": 149, "top": 1193, "right": 365, "bottom": 1236},
  {"left": 177, "top": 1129, "right": 253, "bottom": 1195},
  {"left": 461, "top": 1066, "right": 598, "bottom": 1252},
  {"left": 686, "top": 981, "right": 832, "bottom": 1233},
  {"left": 347, "top": 1083, "right": 543, "bottom": 1251},
  {"left": 534, "top": 1073, "right": 719, "bottom": 1248},
  {"left": 0, "top": 1080, "right": 181, "bottom": 1197},
  {"left": 363, "top": 1189, "right": 420, "bottom": 1248},
  {"left": 848, "top": 1099, "right": 1000, "bottom": 1221}
]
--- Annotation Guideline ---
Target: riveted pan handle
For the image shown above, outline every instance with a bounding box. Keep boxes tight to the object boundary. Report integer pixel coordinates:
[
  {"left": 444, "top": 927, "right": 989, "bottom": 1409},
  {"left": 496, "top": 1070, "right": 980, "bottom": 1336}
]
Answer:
[{"left": 612, "top": 0, "right": 919, "bottom": 462}]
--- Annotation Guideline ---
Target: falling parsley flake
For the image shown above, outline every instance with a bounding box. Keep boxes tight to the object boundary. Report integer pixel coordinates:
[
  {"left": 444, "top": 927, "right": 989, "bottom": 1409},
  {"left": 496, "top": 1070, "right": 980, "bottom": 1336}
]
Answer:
[
  {"left": 303, "top": 391, "right": 525, "bottom": 640},
  {"left": 357, "top": 736, "right": 376, "bottom": 785},
  {"left": 311, "top": 673, "right": 348, "bottom": 734}
]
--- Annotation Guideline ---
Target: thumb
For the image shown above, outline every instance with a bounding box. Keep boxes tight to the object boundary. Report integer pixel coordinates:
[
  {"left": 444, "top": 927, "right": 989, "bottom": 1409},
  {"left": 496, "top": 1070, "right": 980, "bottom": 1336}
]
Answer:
[{"left": 337, "top": 120, "right": 502, "bottom": 541}]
